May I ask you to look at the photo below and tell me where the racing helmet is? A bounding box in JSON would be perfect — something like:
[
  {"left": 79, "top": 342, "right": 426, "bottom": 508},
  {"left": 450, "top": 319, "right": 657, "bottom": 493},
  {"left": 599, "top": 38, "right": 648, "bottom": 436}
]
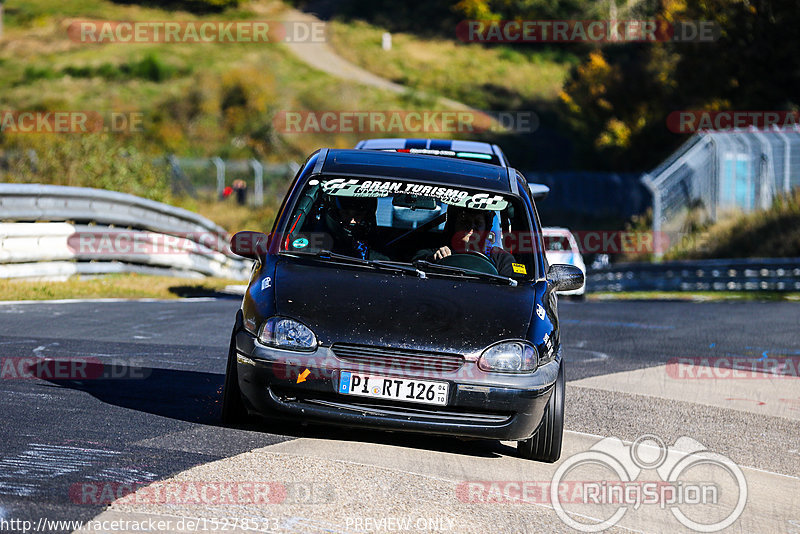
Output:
[{"left": 324, "top": 195, "right": 378, "bottom": 243}]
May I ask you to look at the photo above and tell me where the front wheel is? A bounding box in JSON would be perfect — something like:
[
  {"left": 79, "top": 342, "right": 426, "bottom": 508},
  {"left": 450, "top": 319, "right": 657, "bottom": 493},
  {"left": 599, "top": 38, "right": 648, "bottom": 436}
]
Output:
[
  {"left": 517, "top": 361, "right": 565, "bottom": 462},
  {"left": 221, "top": 326, "right": 248, "bottom": 424}
]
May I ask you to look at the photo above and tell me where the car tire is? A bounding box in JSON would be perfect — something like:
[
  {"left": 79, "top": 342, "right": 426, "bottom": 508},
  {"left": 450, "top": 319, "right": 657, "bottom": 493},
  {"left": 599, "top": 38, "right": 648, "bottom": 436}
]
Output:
[
  {"left": 517, "top": 361, "right": 565, "bottom": 463},
  {"left": 221, "top": 325, "right": 248, "bottom": 425}
]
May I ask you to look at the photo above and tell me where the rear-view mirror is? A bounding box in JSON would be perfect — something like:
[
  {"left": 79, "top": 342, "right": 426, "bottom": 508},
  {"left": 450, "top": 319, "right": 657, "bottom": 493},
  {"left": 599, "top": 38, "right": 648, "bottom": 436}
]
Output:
[{"left": 392, "top": 194, "right": 438, "bottom": 210}]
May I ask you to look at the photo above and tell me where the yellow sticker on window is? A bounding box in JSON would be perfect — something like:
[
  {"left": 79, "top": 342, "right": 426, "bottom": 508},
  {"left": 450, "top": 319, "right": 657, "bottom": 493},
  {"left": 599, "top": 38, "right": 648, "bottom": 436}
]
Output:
[{"left": 512, "top": 263, "right": 527, "bottom": 274}]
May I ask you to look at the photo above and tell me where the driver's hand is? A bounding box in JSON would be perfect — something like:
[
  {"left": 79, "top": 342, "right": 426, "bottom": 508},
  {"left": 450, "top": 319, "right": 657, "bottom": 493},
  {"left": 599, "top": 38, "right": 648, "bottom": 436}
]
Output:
[{"left": 432, "top": 246, "right": 452, "bottom": 260}]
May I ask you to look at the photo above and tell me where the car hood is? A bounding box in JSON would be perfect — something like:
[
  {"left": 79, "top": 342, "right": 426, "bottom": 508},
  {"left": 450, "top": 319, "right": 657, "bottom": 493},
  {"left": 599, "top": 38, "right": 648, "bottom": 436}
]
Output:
[{"left": 274, "top": 259, "right": 534, "bottom": 354}]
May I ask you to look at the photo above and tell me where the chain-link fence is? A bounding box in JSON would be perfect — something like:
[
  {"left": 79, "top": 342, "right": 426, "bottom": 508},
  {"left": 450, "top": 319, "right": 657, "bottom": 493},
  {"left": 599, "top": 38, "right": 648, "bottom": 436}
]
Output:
[
  {"left": 163, "top": 156, "right": 299, "bottom": 206},
  {"left": 642, "top": 127, "right": 800, "bottom": 256}
]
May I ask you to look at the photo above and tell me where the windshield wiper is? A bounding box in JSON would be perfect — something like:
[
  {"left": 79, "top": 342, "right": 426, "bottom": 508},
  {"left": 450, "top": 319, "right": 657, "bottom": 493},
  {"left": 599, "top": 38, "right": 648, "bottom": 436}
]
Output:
[
  {"left": 282, "top": 250, "right": 426, "bottom": 278},
  {"left": 413, "top": 260, "right": 518, "bottom": 286}
]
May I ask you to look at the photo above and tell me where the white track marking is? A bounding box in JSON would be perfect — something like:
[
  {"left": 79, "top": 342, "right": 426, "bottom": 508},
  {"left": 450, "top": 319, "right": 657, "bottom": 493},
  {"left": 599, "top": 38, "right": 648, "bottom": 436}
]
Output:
[
  {"left": 0, "top": 444, "right": 120, "bottom": 497},
  {"left": 570, "top": 364, "right": 800, "bottom": 420},
  {"left": 568, "top": 347, "right": 610, "bottom": 363}
]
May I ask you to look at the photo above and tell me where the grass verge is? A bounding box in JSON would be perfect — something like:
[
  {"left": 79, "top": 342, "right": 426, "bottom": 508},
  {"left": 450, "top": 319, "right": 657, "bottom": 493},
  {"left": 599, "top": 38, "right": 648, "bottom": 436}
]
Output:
[
  {"left": 327, "top": 19, "right": 576, "bottom": 111},
  {"left": 0, "top": 273, "right": 245, "bottom": 301},
  {"left": 665, "top": 189, "right": 800, "bottom": 260}
]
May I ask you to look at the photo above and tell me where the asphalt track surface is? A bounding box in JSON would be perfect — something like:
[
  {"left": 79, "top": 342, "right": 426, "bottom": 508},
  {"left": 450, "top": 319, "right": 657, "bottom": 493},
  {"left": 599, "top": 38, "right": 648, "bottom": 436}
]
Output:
[{"left": 0, "top": 298, "right": 798, "bottom": 533}]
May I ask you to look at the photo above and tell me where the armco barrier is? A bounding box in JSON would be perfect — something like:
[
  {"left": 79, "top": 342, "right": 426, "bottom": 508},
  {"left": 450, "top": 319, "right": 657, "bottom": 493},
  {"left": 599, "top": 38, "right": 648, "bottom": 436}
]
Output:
[
  {"left": 588, "top": 257, "right": 800, "bottom": 292},
  {"left": 0, "top": 184, "right": 252, "bottom": 280}
]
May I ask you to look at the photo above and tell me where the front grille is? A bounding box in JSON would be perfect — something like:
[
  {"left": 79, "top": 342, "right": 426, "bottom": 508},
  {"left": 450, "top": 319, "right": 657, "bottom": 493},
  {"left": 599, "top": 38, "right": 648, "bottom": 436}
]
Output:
[
  {"left": 331, "top": 343, "right": 465, "bottom": 374},
  {"left": 271, "top": 388, "right": 511, "bottom": 425},
  {"left": 303, "top": 398, "right": 510, "bottom": 424}
]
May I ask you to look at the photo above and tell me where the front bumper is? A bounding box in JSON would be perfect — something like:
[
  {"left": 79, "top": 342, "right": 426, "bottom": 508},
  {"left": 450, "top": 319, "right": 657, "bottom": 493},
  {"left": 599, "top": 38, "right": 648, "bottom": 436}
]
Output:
[{"left": 234, "top": 330, "right": 559, "bottom": 441}]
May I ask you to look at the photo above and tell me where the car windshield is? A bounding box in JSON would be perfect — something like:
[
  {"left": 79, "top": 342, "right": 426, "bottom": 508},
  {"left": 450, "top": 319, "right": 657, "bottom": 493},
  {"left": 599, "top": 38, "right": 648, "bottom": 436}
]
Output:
[{"left": 278, "top": 176, "right": 540, "bottom": 280}]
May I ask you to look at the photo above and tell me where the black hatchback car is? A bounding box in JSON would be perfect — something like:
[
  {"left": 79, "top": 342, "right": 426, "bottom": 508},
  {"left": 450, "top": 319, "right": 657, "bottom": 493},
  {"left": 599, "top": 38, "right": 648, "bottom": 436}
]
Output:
[{"left": 223, "top": 148, "right": 583, "bottom": 462}]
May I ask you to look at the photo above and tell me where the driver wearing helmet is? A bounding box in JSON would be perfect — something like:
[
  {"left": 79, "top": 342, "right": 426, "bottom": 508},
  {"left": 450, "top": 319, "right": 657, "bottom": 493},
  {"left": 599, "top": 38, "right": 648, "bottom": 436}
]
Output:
[
  {"left": 324, "top": 195, "right": 389, "bottom": 260},
  {"left": 414, "top": 206, "right": 516, "bottom": 277}
]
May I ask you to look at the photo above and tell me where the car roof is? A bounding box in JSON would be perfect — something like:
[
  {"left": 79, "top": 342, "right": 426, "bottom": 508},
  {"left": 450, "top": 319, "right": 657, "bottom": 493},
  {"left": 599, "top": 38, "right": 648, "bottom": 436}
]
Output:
[
  {"left": 319, "top": 148, "right": 515, "bottom": 193},
  {"left": 354, "top": 138, "right": 508, "bottom": 167}
]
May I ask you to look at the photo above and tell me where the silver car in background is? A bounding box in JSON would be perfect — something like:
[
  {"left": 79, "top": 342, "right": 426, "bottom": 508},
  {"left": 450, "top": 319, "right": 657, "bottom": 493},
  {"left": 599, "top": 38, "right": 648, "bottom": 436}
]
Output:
[{"left": 542, "top": 227, "right": 586, "bottom": 299}]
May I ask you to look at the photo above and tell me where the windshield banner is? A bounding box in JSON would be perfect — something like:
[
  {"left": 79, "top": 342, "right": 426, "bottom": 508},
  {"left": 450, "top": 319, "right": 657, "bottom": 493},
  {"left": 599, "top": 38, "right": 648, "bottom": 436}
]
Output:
[{"left": 317, "top": 178, "right": 508, "bottom": 210}]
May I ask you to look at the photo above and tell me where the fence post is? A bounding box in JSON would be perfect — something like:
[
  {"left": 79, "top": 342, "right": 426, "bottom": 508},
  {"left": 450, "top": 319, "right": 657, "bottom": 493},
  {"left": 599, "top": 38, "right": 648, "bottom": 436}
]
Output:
[
  {"left": 23, "top": 149, "right": 39, "bottom": 174},
  {"left": 641, "top": 172, "right": 662, "bottom": 261},
  {"left": 211, "top": 157, "right": 225, "bottom": 199},
  {"left": 750, "top": 129, "right": 775, "bottom": 209},
  {"left": 250, "top": 159, "right": 263, "bottom": 207},
  {"left": 774, "top": 127, "right": 792, "bottom": 193}
]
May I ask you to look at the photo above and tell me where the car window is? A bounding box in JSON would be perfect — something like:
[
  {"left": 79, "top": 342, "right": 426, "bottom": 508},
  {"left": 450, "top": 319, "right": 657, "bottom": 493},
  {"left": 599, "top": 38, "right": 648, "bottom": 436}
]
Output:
[
  {"left": 544, "top": 235, "right": 570, "bottom": 251},
  {"left": 278, "top": 175, "right": 539, "bottom": 280}
]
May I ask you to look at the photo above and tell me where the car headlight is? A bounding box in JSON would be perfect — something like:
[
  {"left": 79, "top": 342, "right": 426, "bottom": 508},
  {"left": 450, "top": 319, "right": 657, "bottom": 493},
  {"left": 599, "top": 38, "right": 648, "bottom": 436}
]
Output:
[
  {"left": 478, "top": 341, "right": 538, "bottom": 373},
  {"left": 258, "top": 317, "right": 317, "bottom": 351}
]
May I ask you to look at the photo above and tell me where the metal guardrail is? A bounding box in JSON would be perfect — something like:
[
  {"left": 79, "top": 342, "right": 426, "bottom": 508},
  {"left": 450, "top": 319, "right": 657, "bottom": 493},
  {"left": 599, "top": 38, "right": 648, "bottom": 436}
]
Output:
[
  {"left": 588, "top": 257, "right": 800, "bottom": 292},
  {"left": 0, "top": 184, "right": 252, "bottom": 280}
]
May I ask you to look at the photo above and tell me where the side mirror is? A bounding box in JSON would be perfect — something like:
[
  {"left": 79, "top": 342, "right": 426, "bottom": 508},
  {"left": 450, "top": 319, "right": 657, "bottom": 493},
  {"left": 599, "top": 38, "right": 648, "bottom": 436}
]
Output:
[
  {"left": 547, "top": 264, "right": 584, "bottom": 292},
  {"left": 230, "top": 231, "right": 268, "bottom": 260},
  {"left": 528, "top": 183, "right": 550, "bottom": 201}
]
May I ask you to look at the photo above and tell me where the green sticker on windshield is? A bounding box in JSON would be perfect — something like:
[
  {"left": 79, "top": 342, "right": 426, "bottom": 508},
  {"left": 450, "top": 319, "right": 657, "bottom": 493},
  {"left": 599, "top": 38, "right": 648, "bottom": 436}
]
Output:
[{"left": 292, "top": 238, "right": 309, "bottom": 249}]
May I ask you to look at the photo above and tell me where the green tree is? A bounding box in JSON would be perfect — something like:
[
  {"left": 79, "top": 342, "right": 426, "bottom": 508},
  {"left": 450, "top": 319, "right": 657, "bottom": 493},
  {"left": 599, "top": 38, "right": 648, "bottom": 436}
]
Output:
[{"left": 560, "top": 0, "right": 800, "bottom": 170}]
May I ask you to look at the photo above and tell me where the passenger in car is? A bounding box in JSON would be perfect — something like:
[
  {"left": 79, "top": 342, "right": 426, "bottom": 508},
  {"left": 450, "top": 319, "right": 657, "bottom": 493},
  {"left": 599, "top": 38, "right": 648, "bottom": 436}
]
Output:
[
  {"left": 324, "top": 196, "right": 390, "bottom": 260},
  {"left": 413, "top": 206, "right": 517, "bottom": 277}
]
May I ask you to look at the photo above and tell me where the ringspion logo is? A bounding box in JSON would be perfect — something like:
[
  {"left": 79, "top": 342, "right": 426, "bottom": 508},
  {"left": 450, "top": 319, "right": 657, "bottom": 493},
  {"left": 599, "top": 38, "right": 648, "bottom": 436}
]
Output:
[
  {"left": 550, "top": 435, "right": 747, "bottom": 532},
  {"left": 457, "top": 436, "right": 751, "bottom": 532}
]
